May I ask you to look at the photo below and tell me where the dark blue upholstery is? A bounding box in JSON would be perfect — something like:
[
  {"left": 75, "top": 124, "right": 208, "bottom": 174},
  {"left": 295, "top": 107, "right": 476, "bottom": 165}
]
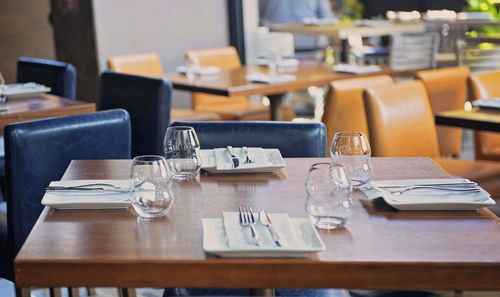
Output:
[
  {"left": 2, "top": 109, "right": 131, "bottom": 281},
  {"left": 17, "top": 57, "right": 77, "bottom": 99},
  {"left": 99, "top": 71, "right": 172, "bottom": 157},
  {"left": 164, "top": 288, "right": 346, "bottom": 297},
  {"left": 171, "top": 121, "right": 327, "bottom": 158}
]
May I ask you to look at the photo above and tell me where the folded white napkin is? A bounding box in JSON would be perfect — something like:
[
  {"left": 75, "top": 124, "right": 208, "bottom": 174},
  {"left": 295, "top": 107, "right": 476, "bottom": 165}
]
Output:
[
  {"left": 175, "top": 65, "right": 221, "bottom": 76},
  {"left": 214, "top": 147, "right": 267, "bottom": 170},
  {"left": 222, "top": 211, "right": 300, "bottom": 249},
  {"left": 332, "top": 64, "right": 381, "bottom": 74},
  {"left": 41, "top": 179, "right": 132, "bottom": 210},
  {"left": 246, "top": 73, "right": 296, "bottom": 83},
  {"left": 360, "top": 179, "right": 495, "bottom": 210}
]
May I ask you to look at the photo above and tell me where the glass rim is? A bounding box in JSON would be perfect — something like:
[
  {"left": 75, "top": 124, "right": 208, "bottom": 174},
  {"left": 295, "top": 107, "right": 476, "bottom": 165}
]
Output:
[
  {"left": 309, "top": 162, "right": 346, "bottom": 171},
  {"left": 167, "top": 126, "right": 195, "bottom": 131},
  {"left": 333, "top": 131, "right": 366, "bottom": 137},
  {"left": 132, "top": 155, "right": 166, "bottom": 163}
]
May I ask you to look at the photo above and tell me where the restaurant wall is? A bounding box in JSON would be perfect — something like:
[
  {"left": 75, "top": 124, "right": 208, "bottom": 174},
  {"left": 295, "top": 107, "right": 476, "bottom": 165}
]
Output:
[{"left": 92, "top": 0, "right": 229, "bottom": 108}]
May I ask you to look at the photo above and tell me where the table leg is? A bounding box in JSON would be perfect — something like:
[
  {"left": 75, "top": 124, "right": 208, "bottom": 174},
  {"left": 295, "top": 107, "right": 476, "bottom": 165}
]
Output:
[
  {"left": 268, "top": 94, "right": 285, "bottom": 121},
  {"left": 250, "top": 288, "right": 275, "bottom": 296}
]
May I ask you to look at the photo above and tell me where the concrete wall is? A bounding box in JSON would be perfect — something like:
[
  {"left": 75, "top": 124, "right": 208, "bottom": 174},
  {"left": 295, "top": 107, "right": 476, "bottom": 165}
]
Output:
[
  {"left": 0, "top": 0, "right": 55, "bottom": 83},
  {"left": 92, "top": 0, "right": 229, "bottom": 108}
]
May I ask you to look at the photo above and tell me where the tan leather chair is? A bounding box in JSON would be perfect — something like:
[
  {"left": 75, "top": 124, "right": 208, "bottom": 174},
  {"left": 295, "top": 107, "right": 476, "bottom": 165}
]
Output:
[
  {"left": 322, "top": 75, "right": 393, "bottom": 152},
  {"left": 107, "top": 53, "right": 221, "bottom": 121},
  {"left": 417, "top": 66, "right": 469, "bottom": 157},
  {"left": 469, "top": 71, "right": 500, "bottom": 161},
  {"left": 364, "top": 80, "right": 500, "bottom": 198},
  {"left": 185, "top": 46, "right": 295, "bottom": 121}
]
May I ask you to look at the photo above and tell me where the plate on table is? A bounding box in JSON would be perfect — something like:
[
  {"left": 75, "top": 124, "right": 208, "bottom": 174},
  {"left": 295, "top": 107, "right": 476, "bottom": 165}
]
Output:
[
  {"left": 3, "top": 83, "right": 51, "bottom": 99},
  {"left": 472, "top": 98, "right": 500, "bottom": 111},
  {"left": 200, "top": 148, "right": 285, "bottom": 173}
]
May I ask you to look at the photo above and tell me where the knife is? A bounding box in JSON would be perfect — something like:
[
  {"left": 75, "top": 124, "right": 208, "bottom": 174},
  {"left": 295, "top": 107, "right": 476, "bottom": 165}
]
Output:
[
  {"left": 259, "top": 210, "right": 282, "bottom": 246},
  {"left": 45, "top": 186, "right": 132, "bottom": 193},
  {"left": 226, "top": 146, "right": 240, "bottom": 168}
]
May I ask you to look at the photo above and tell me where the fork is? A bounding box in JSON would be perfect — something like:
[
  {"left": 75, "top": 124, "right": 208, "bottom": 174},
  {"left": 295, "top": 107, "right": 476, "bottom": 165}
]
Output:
[
  {"left": 239, "top": 206, "right": 261, "bottom": 246},
  {"left": 242, "top": 147, "right": 255, "bottom": 164},
  {"left": 45, "top": 183, "right": 132, "bottom": 192}
]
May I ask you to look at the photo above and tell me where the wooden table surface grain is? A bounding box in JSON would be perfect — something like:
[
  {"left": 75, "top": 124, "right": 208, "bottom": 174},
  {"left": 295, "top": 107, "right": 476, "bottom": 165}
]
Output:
[
  {"left": 0, "top": 94, "right": 96, "bottom": 130},
  {"left": 14, "top": 158, "right": 500, "bottom": 290}
]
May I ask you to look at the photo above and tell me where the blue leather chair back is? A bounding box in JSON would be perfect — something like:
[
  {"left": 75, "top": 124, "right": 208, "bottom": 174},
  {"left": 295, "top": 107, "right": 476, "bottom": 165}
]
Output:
[
  {"left": 171, "top": 121, "right": 327, "bottom": 157},
  {"left": 17, "top": 57, "right": 77, "bottom": 99},
  {"left": 4, "top": 109, "right": 131, "bottom": 277},
  {"left": 99, "top": 71, "right": 172, "bottom": 157}
]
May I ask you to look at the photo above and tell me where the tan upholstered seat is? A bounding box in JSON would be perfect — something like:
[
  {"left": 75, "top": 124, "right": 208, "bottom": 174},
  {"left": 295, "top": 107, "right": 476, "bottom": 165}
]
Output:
[
  {"left": 469, "top": 71, "right": 500, "bottom": 161},
  {"left": 364, "top": 80, "right": 500, "bottom": 198},
  {"left": 185, "top": 46, "right": 295, "bottom": 121},
  {"left": 322, "top": 75, "right": 393, "bottom": 151},
  {"left": 417, "top": 66, "right": 469, "bottom": 157},
  {"left": 107, "top": 53, "right": 221, "bottom": 121}
]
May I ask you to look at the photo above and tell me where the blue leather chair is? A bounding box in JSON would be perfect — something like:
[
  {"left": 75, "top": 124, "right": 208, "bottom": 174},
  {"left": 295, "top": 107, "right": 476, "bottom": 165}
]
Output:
[
  {"left": 17, "top": 57, "right": 77, "bottom": 99},
  {"left": 0, "top": 109, "right": 131, "bottom": 282},
  {"left": 99, "top": 71, "right": 172, "bottom": 157},
  {"left": 170, "top": 121, "right": 327, "bottom": 158}
]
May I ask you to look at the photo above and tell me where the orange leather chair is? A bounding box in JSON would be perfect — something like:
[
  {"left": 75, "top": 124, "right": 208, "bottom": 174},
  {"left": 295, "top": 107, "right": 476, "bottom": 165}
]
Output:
[
  {"left": 185, "top": 46, "right": 295, "bottom": 121},
  {"left": 322, "top": 75, "right": 393, "bottom": 152},
  {"left": 107, "top": 53, "right": 221, "bottom": 121},
  {"left": 364, "top": 80, "right": 500, "bottom": 198},
  {"left": 416, "top": 66, "right": 469, "bottom": 157},
  {"left": 469, "top": 71, "right": 500, "bottom": 161}
]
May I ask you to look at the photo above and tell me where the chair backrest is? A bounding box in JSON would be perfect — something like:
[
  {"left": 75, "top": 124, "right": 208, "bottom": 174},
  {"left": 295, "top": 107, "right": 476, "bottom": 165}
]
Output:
[
  {"left": 322, "top": 75, "right": 393, "bottom": 151},
  {"left": 364, "top": 80, "right": 440, "bottom": 158},
  {"left": 416, "top": 66, "right": 470, "bottom": 157},
  {"left": 389, "top": 33, "right": 439, "bottom": 70},
  {"left": 17, "top": 57, "right": 77, "bottom": 99},
  {"left": 99, "top": 71, "right": 172, "bottom": 157},
  {"left": 456, "top": 37, "right": 500, "bottom": 72},
  {"left": 170, "top": 121, "right": 327, "bottom": 157},
  {"left": 468, "top": 71, "right": 500, "bottom": 161},
  {"left": 107, "top": 53, "right": 164, "bottom": 77},
  {"left": 185, "top": 46, "right": 248, "bottom": 110},
  {"left": 5, "top": 109, "right": 131, "bottom": 270}
]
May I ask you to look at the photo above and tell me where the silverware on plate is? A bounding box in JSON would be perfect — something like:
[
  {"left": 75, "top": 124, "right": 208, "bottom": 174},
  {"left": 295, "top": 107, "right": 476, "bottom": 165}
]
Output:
[
  {"left": 242, "top": 146, "right": 255, "bottom": 164},
  {"left": 259, "top": 209, "right": 282, "bottom": 246},
  {"left": 239, "top": 206, "right": 261, "bottom": 246},
  {"left": 45, "top": 183, "right": 132, "bottom": 192},
  {"left": 226, "top": 146, "right": 240, "bottom": 168}
]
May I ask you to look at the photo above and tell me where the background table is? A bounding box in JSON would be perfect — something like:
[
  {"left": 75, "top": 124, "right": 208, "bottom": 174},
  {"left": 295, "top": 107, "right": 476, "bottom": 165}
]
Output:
[
  {"left": 435, "top": 107, "right": 500, "bottom": 132},
  {"left": 165, "top": 61, "right": 422, "bottom": 120},
  {"left": 0, "top": 94, "right": 96, "bottom": 130},
  {"left": 15, "top": 158, "right": 500, "bottom": 291}
]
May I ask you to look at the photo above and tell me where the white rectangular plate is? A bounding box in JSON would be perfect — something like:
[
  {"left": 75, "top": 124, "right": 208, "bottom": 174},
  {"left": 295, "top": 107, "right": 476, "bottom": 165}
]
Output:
[
  {"left": 203, "top": 218, "right": 325, "bottom": 258},
  {"left": 200, "top": 148, "right": 286, "bottom": 173},
  {"left": 4, "top": 83, "right": 51, "bottom": 99}
]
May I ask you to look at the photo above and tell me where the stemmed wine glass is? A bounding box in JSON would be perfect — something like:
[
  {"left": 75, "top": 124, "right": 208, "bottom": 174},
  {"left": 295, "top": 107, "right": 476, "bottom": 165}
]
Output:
[{"left": 164, "top": 126, "right": 202, "bottom": 180}]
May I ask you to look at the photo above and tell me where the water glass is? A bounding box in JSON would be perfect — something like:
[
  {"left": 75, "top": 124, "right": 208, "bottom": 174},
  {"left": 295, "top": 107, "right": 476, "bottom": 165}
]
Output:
[
  {"left": 330, "top": 131, "right": 373, "bottom": 187},
  {"left": 305, "top": 162, "right": 353, "bottom": 230},
  {"left": 0, "top": 72, "right": 7, "bottom": 106},
  {"left": 130, "top": 155, "right": 174, "bottom": 219},
  {"left": 164, "top": 126, "right": 202, "bottom": 180}
]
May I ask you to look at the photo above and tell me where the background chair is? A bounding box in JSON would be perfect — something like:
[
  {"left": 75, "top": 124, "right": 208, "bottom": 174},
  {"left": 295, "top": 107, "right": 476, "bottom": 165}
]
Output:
[
  {"left": 1, "top": 109, "right": 130, "bottom": 288},
  {"left": 468, "top": 71, "right": 500, "bottom": 162},
  {"left": 389, "top": 33, "right": 439, "bottom": 70},
  {"left": 322, "top": 75, "right": 393, "bottom": 152},
  {"left": 107, "top": 53, "right": 221, "bottom": 121},
  {"left": 185, "top": 46, "right": 295, "bottom": 121},
  {"left": 100, "top": 71, "right": 170, "bottom": 157},
  {"left": 416, "top": 66, "right": 470, "bottom": 157},
  {"left": 364, "top": 80, "right": 500, "bottom": 198},
  {"left": 171, "top": 121, "right": 326, "bottom": 157},
  {"left": 17, "top": 57, "right": 77, "bottom": 99}
]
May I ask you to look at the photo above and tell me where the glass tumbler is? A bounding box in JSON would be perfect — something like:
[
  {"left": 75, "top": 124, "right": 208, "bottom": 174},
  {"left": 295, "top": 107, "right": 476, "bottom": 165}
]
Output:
[
  {"left": 164, "top": 126, "right": 202, "bottom": 180},
  {"left": 330, "top": 131, "right": 373, "bottom": 187},
  {"left": 0, "top": 72, "right": 7, "bottom": 106},
  {"left": 130, "top": 155, "right": 174, "bottom": 219},
  {"left": 305, "top": 162, "right": 353, "bottom": 230}
]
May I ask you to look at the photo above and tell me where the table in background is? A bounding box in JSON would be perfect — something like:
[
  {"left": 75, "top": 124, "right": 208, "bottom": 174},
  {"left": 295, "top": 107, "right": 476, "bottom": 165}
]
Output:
[
  {"left": 164, "top": 61, "right": 423, "bottom": 120},
  {"left": 435, "top": 107, "right": 500, "bottom": 132},
  {"left": 0, "top": 94, "right": 96, "bottom": 130},
  {"left": 15, "top": 157, "right": 500, "bottom": 291}
]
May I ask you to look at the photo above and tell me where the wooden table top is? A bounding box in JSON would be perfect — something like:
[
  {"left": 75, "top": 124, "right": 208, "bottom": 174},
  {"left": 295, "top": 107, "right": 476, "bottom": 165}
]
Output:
[
  {"left": 164, "top": 61, "right": 421, "bottom": 97},
  {"left": 14, "top": 157, "right": 500, "bottom": 290},
  {"left": 435, "top": 107, "right": 500, "bottom": 132},
  {"left": 0, "top": 94, "right": 96, "bottom": 130}
]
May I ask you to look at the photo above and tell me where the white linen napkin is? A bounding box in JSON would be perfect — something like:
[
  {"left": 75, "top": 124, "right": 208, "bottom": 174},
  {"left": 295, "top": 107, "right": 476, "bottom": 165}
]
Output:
[
  {"left": 222, "top": 211, "right": 300, "bottom": 249},
  {"left": 246, "top": 73, "right": 296, "bottom": 83},
  {"left": 214, "top": 147, "right": 268, "bottom": 170},
  {"left": 41, "top": 179, "right": 133, "bottom": 209}
]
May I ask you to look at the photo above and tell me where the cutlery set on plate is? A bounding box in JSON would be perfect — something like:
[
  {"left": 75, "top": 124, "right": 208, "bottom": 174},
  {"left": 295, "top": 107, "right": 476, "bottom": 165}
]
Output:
[
  {"left": 367, "top": 181, "right": 480, "bottom": 196},
  {"left": 227, "top": 146, "right": 255, "bottom": 168},
  {"left": 239, "top": 206, "right": 282, "bottom": 246}
]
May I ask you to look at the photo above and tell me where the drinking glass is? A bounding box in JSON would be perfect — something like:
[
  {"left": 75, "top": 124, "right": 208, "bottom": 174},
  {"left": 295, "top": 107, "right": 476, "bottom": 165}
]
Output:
[
  {"left": 330, "top": 131, "right": 372, "bottom": 187},
  {"left": 184, "top": 55, "right": 200, "bottom": 80},
  {"left": 164, "top": 126, "right": 202, "bottom": 180},
  {"left": 305, "top": 162, "right": 353, "bottom": 230},
  {"left": 0, "top": 72, "right": 7, "bottom": 106},
  {"left": 130, "top": 155, "right": 174, "bottom": 219}
]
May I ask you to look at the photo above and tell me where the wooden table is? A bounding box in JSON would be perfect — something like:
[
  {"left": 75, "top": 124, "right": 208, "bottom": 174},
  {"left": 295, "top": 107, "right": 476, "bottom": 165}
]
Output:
[
  {"left": 0, "top": 94, "right": 96, "bottom": 130},
  {"left": 435, "top": 107, "right": 500, "bottom": 132},
  {"left": 15, "top": 158, "right": 500, "bottom": 291},
  {"left": 165, "top": 61, "right": 421, "bottom": 120}
]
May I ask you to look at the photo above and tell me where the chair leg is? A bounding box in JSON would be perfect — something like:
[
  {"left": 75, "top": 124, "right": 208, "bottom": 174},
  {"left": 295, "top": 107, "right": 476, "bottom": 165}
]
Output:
[
  {"left": 68, "top": 287, "right": 80, "bottom": 297},
  {"left": 15, "top": 287, "right": 30, "bottom": 297},
  {"left": 50, "top": 287, "right": 63, "bottom": 297},
  {"left": 250, "top": 288, "right": 275, "bottom": 297},
  {"left": 119, "top": 288, "right": 137, "bottom": 297}
]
